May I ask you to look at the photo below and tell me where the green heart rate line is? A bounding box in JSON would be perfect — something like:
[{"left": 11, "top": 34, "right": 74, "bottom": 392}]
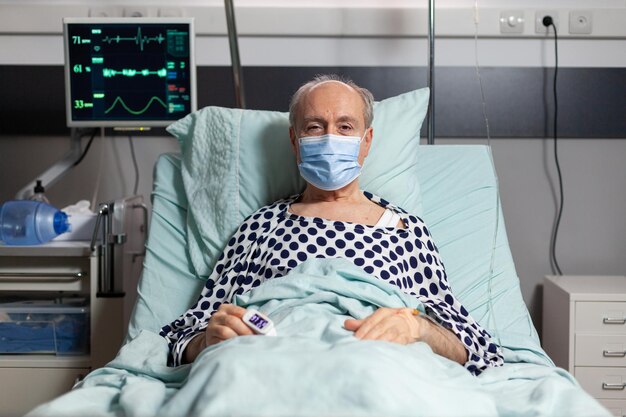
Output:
[
  {"left": 101, "top": 27, "right": 165, "bottom": 51},
  {"left": 103, "top": 67, "right": 167, "bottom": 78},
  {"left": 104, "top": 96, "right": 167, "bottom": 115}
]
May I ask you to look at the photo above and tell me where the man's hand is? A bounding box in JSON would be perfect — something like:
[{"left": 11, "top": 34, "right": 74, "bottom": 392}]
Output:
[
  {"left": 204, "top": 304, "right": 255, "bottom": 345},
  {"left": 344, "top": 307, "right": 468, "bottom": 365},
  {"left": 183, "top": 304, "right": 255, "bottom": 364},
  {"left": 344, "top": 307, "right": 424, "bottom": 344}
]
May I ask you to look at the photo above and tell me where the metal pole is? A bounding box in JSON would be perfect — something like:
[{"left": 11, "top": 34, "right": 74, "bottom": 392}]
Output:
[
  {"left": 427, "top": 0, "right": 435, "bottom": 145},
  {"left": 224, "top": 0, "right": 246, "bottom": 109}
]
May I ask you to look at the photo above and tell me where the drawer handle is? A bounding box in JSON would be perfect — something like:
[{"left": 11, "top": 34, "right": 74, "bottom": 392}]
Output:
[
  {"left": 603, "top": 350, "right": 626, "bottom": 358},
  {"left": 0, "top": 271, "right": 87, "bottom": 282},
  {"left": 603, "top": 317, "right": 626, "bottom": 325},
  {"left": 602, "top": 382, "right": 626, "bottom": 390}
]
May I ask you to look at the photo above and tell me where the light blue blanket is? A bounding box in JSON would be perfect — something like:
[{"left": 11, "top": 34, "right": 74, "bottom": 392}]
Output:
[{"left": 27, "top": 259, "right": 609, "bottom": 417}]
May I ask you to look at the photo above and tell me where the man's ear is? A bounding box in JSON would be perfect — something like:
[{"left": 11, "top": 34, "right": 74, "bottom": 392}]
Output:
[{"left": 289, "top": 127, "right": 299, "bottom": 160}]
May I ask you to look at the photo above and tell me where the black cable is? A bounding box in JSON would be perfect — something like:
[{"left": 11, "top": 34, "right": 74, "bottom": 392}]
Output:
[
  {"left": 73, "top": 128, "right": 98, "bottom": 167},
  {"left": 543, "top": 17, "right": 564, "bottom": 276},
  {"left": 128, "top": 135, "right": 140, "bottom": 196}
]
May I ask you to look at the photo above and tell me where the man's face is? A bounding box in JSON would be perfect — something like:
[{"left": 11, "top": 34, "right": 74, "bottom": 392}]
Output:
[{"left": 290, "top": 81, "right": 373, "bottom": 165}]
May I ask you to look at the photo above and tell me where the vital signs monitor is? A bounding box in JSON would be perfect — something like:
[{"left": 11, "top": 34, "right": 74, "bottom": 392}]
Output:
[{"left": 63, "top": 18, "right": 196, "bottom": 128}]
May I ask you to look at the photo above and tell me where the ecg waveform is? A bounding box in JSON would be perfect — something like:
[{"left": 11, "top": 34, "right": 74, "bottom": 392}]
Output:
[
  {"left": 101, "top": 27, "right": 165, "bottom": 51},
  {"left": 102, "top": 68, "right": 167, "bottom": 78},
  {"left": 105, "top": 96, "right": 167, "bottom": 115}
]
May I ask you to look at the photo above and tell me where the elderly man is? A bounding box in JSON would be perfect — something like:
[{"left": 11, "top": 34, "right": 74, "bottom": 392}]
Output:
[{"left": 161, "top": 74, "right": 503, "bottom": 375}]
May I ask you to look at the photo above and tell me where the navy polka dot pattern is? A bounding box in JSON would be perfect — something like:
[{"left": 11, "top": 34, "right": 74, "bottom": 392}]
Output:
[{"left": 160, "top": 192, "right": 503, "bottom": 374}]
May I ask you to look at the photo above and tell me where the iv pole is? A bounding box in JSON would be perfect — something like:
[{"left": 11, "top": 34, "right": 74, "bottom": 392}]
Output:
[
  {"left": 224, "top": 0, "right": 246, "bottom": 109},
  {"left": 427, "top": 0, "right": 435, "bottom": 145}
]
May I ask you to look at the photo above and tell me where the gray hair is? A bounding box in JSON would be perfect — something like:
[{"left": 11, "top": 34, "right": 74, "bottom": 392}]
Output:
[{"left": 288, "top": 74, "right": 375, "bottom": 131}]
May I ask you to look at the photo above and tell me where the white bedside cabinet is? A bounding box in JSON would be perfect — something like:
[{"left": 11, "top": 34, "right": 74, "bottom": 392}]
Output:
[
  {"left": 0, "top": 242, "right": 125, "bottom": 417},
  {"left": 543, "top": 275, "right": 626, "bottom": 416}
]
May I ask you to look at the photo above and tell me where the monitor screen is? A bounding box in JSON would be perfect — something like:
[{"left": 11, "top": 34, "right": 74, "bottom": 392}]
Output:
[{"left": 63, "top": 18, "right": 196, "bottom": 128}]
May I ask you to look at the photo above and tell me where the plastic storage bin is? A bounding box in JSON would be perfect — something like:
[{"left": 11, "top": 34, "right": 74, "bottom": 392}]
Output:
[{"left": 0, "top": 298, "right": 89, "bottom": 355}]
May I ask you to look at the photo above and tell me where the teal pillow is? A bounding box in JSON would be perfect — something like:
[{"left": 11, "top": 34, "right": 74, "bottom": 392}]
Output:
[{"left": 167, "top": 88, "right": 429, "bottom": 278}]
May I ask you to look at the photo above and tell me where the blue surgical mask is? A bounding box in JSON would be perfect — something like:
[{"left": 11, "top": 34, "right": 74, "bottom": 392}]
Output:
[{"left": 297, "top": 133, "right": 363, "bottom": 191}]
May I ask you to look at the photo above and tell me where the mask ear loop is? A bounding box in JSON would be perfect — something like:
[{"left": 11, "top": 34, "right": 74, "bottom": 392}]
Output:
[
  {"left": 358, "top": 128, "right": 370, "bottom": 145},
  {"left": 357, "top": 129, "right": 370, "bottom": 169}
]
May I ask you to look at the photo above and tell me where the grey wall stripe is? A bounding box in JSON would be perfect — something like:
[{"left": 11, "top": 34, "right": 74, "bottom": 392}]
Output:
[{"left": 1, "top": 66, "right": 624, "bottom": 137}]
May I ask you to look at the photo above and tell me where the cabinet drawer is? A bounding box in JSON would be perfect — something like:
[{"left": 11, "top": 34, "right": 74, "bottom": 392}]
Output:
[
  {"left": 577, "top": 335, "right": 626, "bottom": 366},
  {"left": 0, "top": 367, "right": 89, "bottom": 417},
  {"left": 576, "top": 367, "right": 626, "bottom": 399},
  {"left": 598, "top": 399, "right": 626, "bottom": 417},
  {"left": 577, "top": 302, "right": 626, "bottom": 333}
]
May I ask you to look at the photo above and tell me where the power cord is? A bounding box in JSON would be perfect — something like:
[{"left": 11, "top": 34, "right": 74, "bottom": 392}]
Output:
[
  {"left": 76, "top": 130, "right": 141, "bottom": 202},
  {"left": 73, "top": 128, "right": 98, "bottom": 167},
  {"left": 543, "top": 16, "right": 564, "bottom": 276}
]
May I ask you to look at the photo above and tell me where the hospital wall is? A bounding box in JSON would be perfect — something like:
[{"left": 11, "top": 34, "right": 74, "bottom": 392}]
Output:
[{"left": 1, "top": 0, "right": 626, "bottom": 336}]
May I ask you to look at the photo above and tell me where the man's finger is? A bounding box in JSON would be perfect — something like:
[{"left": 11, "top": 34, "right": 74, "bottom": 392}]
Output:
[
  {"left": 353, "top": 308, "right": 395, "bottom": 339},
  {"left": 223, "top": 315, "right": 255, "bottom": 336},
  {"left": 209, "top": 324, "right": 238, "bottom": 341},
  {"left": 358, "top": 322, "right": 390, "bottom": 341},
  {"left": 217, "top": 304, "right": 248, "bottom": 318},
  {"left": 344, "top": 319, "right": 363, "bottom": 331},
  {"left": 376, "top": 327, "right": 403, "bottom": 344}
]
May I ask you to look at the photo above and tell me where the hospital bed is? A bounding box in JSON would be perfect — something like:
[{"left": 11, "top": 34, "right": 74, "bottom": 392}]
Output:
[{"left": 26, "top": 89, "right": 610, "bottom": 417}]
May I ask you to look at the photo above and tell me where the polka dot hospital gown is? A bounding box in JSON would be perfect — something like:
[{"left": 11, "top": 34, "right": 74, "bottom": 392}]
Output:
[{"left": 161, "top": 192, "right": 504, "bottom": 375}]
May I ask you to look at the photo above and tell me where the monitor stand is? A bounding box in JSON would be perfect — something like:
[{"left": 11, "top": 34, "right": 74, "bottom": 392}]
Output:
[{"left": 15, "top": 128, "right": 87, "bottom": 200}]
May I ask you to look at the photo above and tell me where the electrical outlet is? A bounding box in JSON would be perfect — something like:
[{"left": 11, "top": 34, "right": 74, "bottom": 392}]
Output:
[
  {"left": 535, "top": 11, "right": 559, "bottom": 34},
  {"left": 569, "top": 10, "right": 593, "bottom": 35},
  {"left": 123, "top": 7, "right": 150, "bottom": 18},
  {"left": 89, "top": 7, "right": 123, "bottom": 17}
]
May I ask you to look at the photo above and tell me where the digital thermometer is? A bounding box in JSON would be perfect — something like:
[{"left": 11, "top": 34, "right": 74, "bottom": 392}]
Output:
[{"left": 242, "top": 309, "right": 276, "bottom": 336}]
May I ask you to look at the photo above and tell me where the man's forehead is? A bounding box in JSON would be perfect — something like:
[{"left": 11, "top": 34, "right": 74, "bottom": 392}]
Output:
[
  {"left": 303, "top": 81, "right": 362, "bottom": 109},
  {"left": 308, "top": 80, "right": 357, "bottom": 95},
  {"left": 296, "top": 80, "right": 365, "bottom": 125}
]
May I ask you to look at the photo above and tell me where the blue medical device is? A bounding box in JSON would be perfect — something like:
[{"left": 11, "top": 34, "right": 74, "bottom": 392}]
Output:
[{"left": 63, "top": 18, "right": 197, "bottom": 128}]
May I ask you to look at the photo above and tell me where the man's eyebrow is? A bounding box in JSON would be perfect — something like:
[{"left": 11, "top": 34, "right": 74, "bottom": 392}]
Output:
[
  {"left": 302, "top": 116, "right": 326, "bottom": 124},
  {"left": 336, "top": 115, "right": 359, "bottom": 124},
  {"left": 302, "top": 115, "right": 359, "bottom": 124}
]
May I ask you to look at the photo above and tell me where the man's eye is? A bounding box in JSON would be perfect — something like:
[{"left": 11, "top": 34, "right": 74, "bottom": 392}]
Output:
[{"left": 339, "top": 125, "right": 353, "bottom": 131}]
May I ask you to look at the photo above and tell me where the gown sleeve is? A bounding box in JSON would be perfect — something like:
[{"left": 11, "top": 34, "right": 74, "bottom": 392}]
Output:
[
  {"left": 410, "top": 217, "right": 504, "bottom": 375},
  {"left": 159, "top": 216, "right": 255, "bottom": 366}
]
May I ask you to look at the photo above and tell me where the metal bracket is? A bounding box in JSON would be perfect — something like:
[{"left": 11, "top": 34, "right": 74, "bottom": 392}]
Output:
[
  {"left": 109, "top": 234, "right": 127, "bottom": 245},
  {"left": 130, "top": 203, "right": 148, "bottom": 263}
]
